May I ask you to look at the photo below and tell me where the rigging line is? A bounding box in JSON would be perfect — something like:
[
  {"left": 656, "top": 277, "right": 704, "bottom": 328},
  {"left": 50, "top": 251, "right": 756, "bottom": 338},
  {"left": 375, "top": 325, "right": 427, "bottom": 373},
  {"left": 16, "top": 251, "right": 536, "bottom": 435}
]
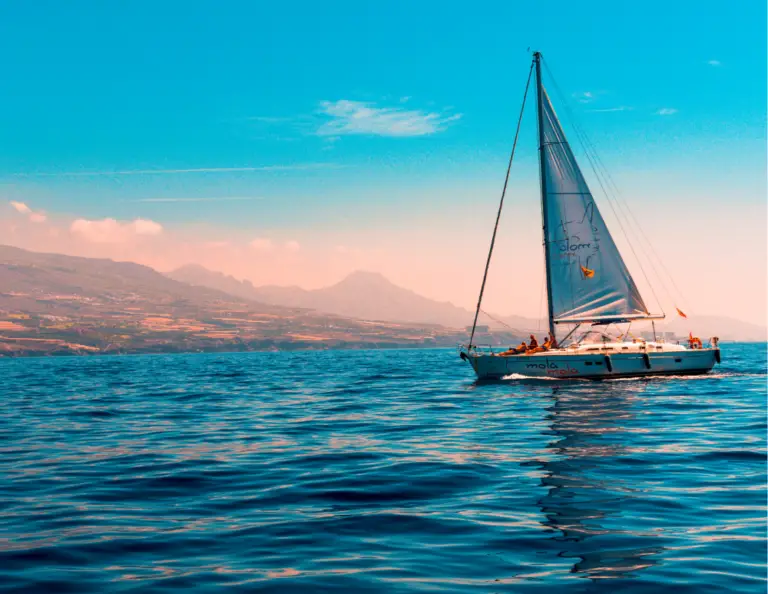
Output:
[
  {"left": 478, "top": 308, "right": 527, "bottom": 335},
  {"left": 548, "top": 92, "right": 688, "bottom": 309},
  {"left": 568, "top": 122, "right": 681, "bottom": 313},
  {"left": 539, "top": 60, "right": 683, "bottom": 312},
  {"left": 568, "top": 131, "right": 692, "bottom": 310},
  {"left": 468, "top": 60, "right": 534, "bottom": 349},
  {"left": 541, "top": 59, "right": 666, "bottom": 316},
  {"left": 569, "top": 121, "right": 670, "bottom": 314}
]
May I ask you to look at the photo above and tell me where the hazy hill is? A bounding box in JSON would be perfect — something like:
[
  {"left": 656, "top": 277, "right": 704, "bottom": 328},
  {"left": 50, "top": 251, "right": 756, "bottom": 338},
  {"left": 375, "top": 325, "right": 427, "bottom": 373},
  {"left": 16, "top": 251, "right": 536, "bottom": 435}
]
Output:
[
  {"left": 0, "top": 246, "right": 523, "bottom": 356},
  {"left": 0, "top": 245, "right": 282, "bottom": 315},
  {"left": 168, "top": 265, "right": 540, "bottom": 331},
  {"left": 658, "top": 315, "right": 766, "bottom": 343},
  {"left": 168, "top": 264, "right": 767, "bottom": 341},
  {"left": 168, "top": 264, "right": 264, "bottom": 302}
]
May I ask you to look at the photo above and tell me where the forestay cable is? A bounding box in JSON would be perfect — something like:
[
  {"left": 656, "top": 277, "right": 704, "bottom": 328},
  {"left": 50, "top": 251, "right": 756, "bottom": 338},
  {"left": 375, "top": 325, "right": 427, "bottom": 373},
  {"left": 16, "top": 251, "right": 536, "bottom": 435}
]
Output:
[{"left": 468, "top": 61, "right": 534, "bottom": 349}]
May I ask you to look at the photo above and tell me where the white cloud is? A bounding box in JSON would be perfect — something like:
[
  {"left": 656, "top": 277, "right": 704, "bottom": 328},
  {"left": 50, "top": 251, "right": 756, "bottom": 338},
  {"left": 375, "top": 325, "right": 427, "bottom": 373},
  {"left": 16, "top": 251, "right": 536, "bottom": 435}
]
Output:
[
  {"left": 707, "top": 60, "right": 721, "bottom": 67},
  {"left": 285, "top": 240, "right": 301, "bottom": 253},
  {"left": 9, "top": 201, "right": 46, "bottom": 223},
  {"left": 250, "top": 237, "right": 274, "bottom": 252},
  {"left": 316, "top": 100, "right": 461, "bottom": 137},
  {"left": 70, "top": 218, "right": 163, "bottom": 243},
  {"left": 10, "top": 201, "right": 31, "bottom": 214},
  {"left": 656, "top": 108, "right": 678, "bottom": 116}
]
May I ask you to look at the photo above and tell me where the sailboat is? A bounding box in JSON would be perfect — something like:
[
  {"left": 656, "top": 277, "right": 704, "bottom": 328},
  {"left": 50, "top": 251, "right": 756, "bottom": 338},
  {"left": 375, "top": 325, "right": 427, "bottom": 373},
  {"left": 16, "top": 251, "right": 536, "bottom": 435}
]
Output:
[{"left": 460, "top": 52, "right": 721, "bottom": 380}]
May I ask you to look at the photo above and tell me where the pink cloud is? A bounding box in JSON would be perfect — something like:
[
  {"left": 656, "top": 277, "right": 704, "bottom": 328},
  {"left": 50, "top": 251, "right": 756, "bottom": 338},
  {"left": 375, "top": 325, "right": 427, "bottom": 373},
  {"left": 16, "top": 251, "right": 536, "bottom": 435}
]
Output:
[
  {"left": 9, "top": 201, "right": 46, "bottom": 223},
  {"left": 70, "top": 218, "right": 163, "bottom": 243},
  {"left": 10, "top": 201, "right": 32, "bottom": 214}
]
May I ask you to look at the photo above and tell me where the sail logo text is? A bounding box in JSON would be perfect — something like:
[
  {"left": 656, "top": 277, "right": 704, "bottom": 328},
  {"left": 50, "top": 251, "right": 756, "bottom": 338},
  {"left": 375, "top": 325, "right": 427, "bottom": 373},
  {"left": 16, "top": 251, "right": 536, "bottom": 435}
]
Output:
[{"left": 556, "top": 235, "right": 599, "bottom": 256}]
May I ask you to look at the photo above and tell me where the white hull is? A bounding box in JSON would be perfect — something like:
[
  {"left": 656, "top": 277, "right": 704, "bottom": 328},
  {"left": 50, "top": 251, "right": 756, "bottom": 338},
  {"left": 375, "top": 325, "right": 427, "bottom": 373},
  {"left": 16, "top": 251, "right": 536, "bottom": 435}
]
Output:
[{"left": 461, "top": 342, "right": 719, "bottom": 380}]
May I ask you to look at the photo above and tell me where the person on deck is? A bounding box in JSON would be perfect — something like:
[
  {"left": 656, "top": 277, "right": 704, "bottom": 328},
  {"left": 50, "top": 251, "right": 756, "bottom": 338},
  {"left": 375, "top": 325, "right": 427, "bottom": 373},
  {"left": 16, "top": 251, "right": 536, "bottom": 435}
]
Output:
[
  {"left": 548, "top": 333, "right": 558, "bottom": 349},
  {"left": 499, "top": 341, "right": 527, "bottom": 356},
  {"left": 527, "top": 335, "right": 539, "bottom": 351}
]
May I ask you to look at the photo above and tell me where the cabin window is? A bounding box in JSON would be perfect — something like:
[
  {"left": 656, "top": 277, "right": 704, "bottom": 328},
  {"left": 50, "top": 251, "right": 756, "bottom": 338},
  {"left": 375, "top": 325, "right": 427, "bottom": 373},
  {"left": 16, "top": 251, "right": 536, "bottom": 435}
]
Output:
[
  {"left": 622, "top": 347, "right": 629, "bottom": 350},
  {"left": 595, "top": 361, "right": 603, "bottom": 365},
  {"left": 585, "top": 361, "right": 593, "bottom": 366},
  {"left": 675, "top": 358, "right": 682, "bottom": 363}
]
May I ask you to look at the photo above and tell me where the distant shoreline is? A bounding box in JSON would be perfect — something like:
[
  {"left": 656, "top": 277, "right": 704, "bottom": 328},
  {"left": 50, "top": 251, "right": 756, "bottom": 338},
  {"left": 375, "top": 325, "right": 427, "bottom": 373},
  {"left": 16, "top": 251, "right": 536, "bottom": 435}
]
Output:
[{"left": 1, "top": 340, "right": 763, "bottom": 360}]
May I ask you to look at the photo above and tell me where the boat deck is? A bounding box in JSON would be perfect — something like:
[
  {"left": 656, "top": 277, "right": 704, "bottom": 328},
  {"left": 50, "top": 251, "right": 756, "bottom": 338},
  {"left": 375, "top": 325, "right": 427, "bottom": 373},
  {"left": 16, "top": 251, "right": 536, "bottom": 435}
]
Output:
[{"left": 497, "top": 341, "right": 688, "bottom": 358}]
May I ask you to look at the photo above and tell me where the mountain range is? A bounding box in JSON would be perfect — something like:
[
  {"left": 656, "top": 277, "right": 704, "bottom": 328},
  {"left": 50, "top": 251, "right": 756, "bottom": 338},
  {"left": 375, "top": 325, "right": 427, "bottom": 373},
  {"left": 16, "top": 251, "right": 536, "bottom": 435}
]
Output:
[
  {"left": 167, "top": 264, "right": 766, "bottom": 342},
  {"left": 0, "top": 244, "right": 762, "bottom": 358},
  {"left": 0, "top": 245, "right": 281, "bottom": 315},
  {"left": 167, "top": 264, "right": 541, "bottom": 332},
  {"left": 0, "top": 245, "right": 520, "bottom": 356}
]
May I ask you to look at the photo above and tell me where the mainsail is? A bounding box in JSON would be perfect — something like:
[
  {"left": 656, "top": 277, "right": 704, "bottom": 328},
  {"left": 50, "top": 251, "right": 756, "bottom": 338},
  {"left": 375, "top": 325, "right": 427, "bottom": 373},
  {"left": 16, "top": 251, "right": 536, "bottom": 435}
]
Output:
[{"left": 538, "top": 85, "right": 649, "bottom": 324}]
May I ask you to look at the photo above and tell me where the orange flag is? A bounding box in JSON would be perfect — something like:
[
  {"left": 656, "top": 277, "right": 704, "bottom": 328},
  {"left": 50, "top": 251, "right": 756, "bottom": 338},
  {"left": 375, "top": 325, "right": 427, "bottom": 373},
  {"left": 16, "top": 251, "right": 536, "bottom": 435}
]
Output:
[
  {"left": 581, "top": 266, "right": 595, "bottom": 279},
  {"left": 676, "top": 307, "right": 688, "bottom": 319}
]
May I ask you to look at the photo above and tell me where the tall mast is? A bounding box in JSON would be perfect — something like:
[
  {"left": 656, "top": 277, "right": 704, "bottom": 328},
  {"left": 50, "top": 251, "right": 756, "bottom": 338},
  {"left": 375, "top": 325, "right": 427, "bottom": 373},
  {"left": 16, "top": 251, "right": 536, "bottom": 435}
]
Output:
[{"left": 534, "top": 51, "right": 557, "bottom": 341}]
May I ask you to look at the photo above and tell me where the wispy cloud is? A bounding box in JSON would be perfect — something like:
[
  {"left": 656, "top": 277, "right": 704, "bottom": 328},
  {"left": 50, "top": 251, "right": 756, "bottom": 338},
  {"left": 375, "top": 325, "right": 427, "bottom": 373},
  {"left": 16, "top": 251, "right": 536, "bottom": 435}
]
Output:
[
  {"left": 656, "top": 108, "right": 678, "bottom": 116},
  {"left": 132, "top": 196, "right": 264, "bottom": 203},
  {"left": 588, "top": 106, "right": 633, "bottom": 113},
  {"left": 249, "top": 237, "right": 300, "bottom": 253},
  {"left": 707, "top": 60, "right": 721, "bottom": 67},
  {"left": 249, "top": 238, "right": 274, "bottom": 252},
  {"left": 316, "top": 100, "right": 461, "bottom": 137},
  {"left": 9, "top": 164, "right": 342, "bottom": 177},
  {"left": 573, "top": 91, "right": 594, "bottom": 103},
  {"left": 245, "top": 116, "right": 294, "bottom": 123}
]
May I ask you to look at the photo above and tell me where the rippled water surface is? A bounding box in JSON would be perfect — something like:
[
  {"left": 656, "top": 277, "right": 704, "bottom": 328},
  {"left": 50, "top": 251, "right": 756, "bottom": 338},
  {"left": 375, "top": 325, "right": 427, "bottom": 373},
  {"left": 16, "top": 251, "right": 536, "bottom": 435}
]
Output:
[{"left": 1, "top": 344, "right": 766, "bottom": 593}]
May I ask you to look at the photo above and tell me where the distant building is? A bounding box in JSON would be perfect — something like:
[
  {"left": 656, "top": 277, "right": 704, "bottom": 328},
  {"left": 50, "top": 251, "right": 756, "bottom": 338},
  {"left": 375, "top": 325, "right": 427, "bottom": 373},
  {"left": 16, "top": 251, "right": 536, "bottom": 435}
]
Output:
[{"left": 466, "top": 325, "right": 490, "bottom": 333}]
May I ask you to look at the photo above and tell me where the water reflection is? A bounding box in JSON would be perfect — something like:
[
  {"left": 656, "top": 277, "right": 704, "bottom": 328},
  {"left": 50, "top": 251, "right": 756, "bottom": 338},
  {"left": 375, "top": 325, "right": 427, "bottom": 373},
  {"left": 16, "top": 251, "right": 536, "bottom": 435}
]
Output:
[{"left": 537, "top": 385, "right": 664, "bottom": 580}]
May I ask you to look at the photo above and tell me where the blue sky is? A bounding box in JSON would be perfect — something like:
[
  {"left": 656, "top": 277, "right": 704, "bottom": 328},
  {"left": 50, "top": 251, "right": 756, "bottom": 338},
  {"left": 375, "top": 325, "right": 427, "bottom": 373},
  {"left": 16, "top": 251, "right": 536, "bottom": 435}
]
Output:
[{"left": 0, "top": 1, "right": 765, "bottom": 322}]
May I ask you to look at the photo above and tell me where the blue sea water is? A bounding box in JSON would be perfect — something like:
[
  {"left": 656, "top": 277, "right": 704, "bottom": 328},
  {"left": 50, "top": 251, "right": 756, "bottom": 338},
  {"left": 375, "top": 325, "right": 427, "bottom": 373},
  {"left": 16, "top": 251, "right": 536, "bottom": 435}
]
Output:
[{"left": 0, "top": 344, "right": 765, "bottom": 593}]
